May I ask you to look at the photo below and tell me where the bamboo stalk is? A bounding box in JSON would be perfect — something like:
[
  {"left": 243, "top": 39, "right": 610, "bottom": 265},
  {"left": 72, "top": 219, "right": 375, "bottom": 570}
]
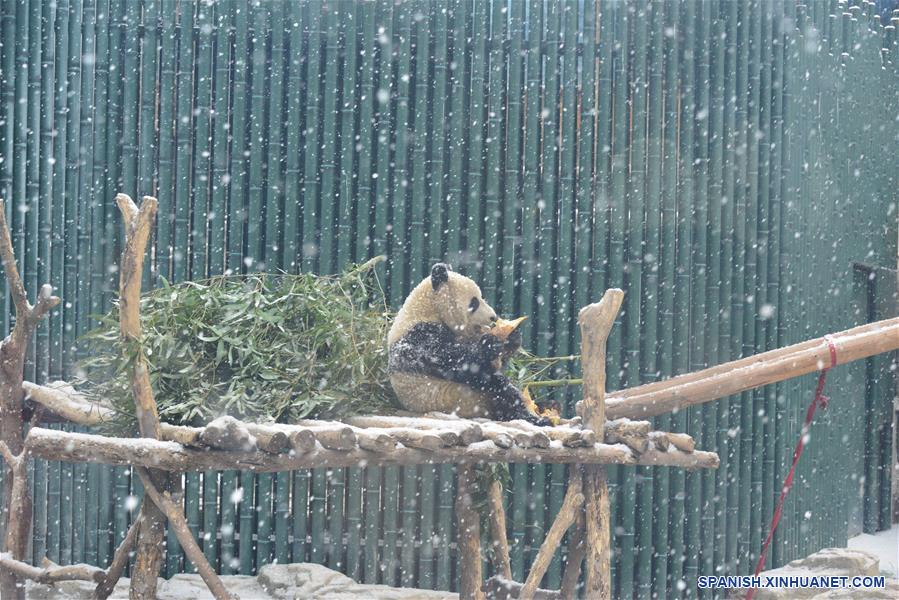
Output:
[{"left": 606, "top": 316, "right": 899, "bottom": 420}]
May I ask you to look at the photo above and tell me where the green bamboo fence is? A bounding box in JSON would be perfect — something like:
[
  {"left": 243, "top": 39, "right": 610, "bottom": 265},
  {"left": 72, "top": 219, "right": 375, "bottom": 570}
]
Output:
[{"left": 0, "top": 1, "right": 895, "bottom": 597}]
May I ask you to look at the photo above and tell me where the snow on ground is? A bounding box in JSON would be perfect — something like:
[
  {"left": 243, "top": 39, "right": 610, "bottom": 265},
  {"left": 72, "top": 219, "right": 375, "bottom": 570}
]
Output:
[
  {"left": 26, "top": 563, "right": 459, "bottom": 600},
  {"left": 848, "top": 524, "right": 899, "bottom": 577},
  {"left": 26, "top": 562, "right": 458, "bottom": 600}
]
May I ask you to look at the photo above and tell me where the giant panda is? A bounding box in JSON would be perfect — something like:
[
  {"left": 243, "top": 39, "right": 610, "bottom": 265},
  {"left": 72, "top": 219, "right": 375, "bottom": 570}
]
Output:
[{"left": 387, "top": 263, "right": 550, "bottom": 426}]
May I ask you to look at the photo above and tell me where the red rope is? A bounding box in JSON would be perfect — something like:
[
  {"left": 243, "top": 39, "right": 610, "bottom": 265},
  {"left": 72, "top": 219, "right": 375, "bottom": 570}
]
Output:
[{"left": 746, "top": 336, "right": 838, "bottom": 600}]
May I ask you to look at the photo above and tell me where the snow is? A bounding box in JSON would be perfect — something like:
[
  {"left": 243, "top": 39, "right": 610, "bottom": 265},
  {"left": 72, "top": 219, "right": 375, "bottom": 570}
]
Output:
[{"left": 848, "top": 524, "right": 899, "bottom": 577}]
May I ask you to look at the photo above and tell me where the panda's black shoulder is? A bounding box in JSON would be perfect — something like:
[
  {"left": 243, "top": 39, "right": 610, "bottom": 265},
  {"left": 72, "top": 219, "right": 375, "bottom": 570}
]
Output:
[{"left": 394, "top": 322, "right": 454, "bottom": 347}]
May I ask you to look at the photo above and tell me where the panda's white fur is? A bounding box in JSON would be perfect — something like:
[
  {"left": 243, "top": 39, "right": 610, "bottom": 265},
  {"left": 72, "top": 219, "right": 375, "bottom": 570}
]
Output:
[
  {"left": 387, "top": 263, "right": 548, "bottom": 424},
  {"left": 388, "top": 266, "right": 497, "bottom": 345}
]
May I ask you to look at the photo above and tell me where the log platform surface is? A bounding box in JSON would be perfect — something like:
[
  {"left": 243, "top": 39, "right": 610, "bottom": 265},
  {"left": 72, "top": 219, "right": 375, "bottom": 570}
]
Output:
[{"left": 22, "top": 383, "right": 719, "bottom": 471}]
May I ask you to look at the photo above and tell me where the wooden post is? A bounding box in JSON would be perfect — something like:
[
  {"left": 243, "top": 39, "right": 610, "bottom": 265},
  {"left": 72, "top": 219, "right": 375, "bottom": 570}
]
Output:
[
  {"left": 93, "top": 509, "right": 142, "bottom": 600},
  {"left": 519, "top": 476, "right": 584, "bottom": 600},
  {"left": 578, "top": 289, "right": 624, "bottom": 600},
  {"left": 134, "top": 468, "right": 236, "bottom": 600},
  {"left": 558, "top": 501, "right": 586, "bottom": 598},
  {"left": 487, "top": 480, "right": 512, "bottom": 580},
  {"left": 114, "top": 194, "right": 170, "bottom": 600},
  {"left": 456, "top": 464, "right": 484, "bottom": 600},
  {"left": 0, "top": 199, "right": 60, "bottom": 600}
]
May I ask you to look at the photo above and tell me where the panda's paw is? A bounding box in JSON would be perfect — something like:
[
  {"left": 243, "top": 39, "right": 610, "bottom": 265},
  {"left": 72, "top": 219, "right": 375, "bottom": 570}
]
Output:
[
  {"left": 502, "top": 329, "right": 522, "bottom": 355},
  {"left": 478, "top": 332, "right": 504, "bottom": 361},
  {"left": 527, "top": 414, "right": 552, "bottom": 427}
]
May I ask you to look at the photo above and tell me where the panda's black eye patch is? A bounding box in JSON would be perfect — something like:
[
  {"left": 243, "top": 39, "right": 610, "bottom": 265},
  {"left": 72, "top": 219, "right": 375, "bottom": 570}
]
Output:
[{"left": 468, "top": 298, "right": 480, "bottom": 313}]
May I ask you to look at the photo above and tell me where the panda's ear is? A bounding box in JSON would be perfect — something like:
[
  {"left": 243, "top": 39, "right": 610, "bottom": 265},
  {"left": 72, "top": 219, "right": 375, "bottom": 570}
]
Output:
[{"left": 430, "top": 263, "right": 451, "bottom": 291}]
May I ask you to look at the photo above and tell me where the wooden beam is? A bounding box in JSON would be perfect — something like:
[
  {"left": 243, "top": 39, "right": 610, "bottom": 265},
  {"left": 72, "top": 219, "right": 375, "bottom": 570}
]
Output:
[
  {"left": 578, "top": 289, "right": 623, "bottom": 600},
  {"left": 21, "top": 427, "right": 720, "bottom": 471},
  {"left": 22, "top": 381, "right": 115, "bottom": 425},
  {"left": 606, "top": 316, "right": 899, "bottom": 420}
]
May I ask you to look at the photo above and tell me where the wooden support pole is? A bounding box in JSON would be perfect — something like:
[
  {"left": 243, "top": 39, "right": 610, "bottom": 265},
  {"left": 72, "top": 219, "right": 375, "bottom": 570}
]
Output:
[
  {"left": 456, "top": 464, "right": 484, "bottom": 600},
  {"left": 519, "top": 476, "right": 585, "bottom": 600},
  {"left": 578, "top": 289, "right": 624, "bottom": 600},
  {"left": 135, "top": 468, "right": 236, "bottom": 600},
  {"left": 116, "top": 194, "right": 160, "bottom": 440},
  {"left": 0, "top": 199, "right": 60, "bottom": 600},
  {"left": 559, "top": 502, "right": 587, "bottom": 598},
  {"left": 0, "top": 442, "right": 30, "bottom": 600},
  {"left": 115, "top": 194, "right": 170, "bottom": 600},
  {"left": 487, "top": 479, "right": 512, "bottom": 580}
]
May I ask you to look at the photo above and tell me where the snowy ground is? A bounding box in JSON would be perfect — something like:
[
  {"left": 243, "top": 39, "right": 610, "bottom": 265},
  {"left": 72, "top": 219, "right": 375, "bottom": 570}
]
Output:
[
  {"left": 26, "top": 562, "right": 458, "bottom": 600},
  {"left": 848, "top": 524, "right": 899, "bottom": 577}
]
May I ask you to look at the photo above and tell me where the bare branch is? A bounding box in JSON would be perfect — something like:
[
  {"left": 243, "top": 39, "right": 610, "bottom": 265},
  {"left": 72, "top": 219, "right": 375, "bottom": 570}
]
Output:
[
  {"left": 32, "top": 284, "right": 60, "bottom": 321},
  {"left": 0, "top": 200, "right": 29, "bottom": 318},
  {"left": 0, "top": 553, "right": 105, "bottom": 585},
  {"left": 93, "top": 509, "right": 142, "bottom": 600}
]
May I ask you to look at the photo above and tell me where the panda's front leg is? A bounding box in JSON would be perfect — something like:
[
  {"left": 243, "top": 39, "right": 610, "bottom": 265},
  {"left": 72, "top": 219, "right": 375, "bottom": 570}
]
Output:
[{"left": 486, "top": 375, "right": 551, "bottom": 427}]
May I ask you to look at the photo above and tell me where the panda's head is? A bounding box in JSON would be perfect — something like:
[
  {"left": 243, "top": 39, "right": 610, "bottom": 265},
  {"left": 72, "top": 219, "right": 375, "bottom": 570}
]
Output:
[{"left": 428, "top": 263, "right": 497, "bottom": 338}]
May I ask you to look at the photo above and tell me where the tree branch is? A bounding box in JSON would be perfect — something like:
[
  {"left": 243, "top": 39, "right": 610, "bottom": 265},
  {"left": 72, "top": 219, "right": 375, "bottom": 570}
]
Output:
[
  {"left": 0, "top": 553, "right": 105, "bottom": 585},
  {"left": 93, "top": 508, "right": 142, "bottom": 600},
  {"left": 0, "top": 200, "right": 29, "bottom": 319},
  {"left": 0, "top": 201, "right": 60, "bottom": 356}
]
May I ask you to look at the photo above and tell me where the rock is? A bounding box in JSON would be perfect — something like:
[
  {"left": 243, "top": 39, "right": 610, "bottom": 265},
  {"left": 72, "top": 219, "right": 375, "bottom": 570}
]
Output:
[
  {"left": 258, "top": 562, "right": 357, "bottom": 597},
  {"left": 256, "top": 563, "right": 455, "bottom": 599},
  {"left": 817, "top": 578, "right": 899, "bottom": 599},
  {"left": 158, "top": 574, "right": 267, "bottom": 599},
  {"left": 732, "top": 548, "right": 881, "bottom": 599},
  {"left": 26, "top": 580, "right": 101, "bottom": 599}
]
